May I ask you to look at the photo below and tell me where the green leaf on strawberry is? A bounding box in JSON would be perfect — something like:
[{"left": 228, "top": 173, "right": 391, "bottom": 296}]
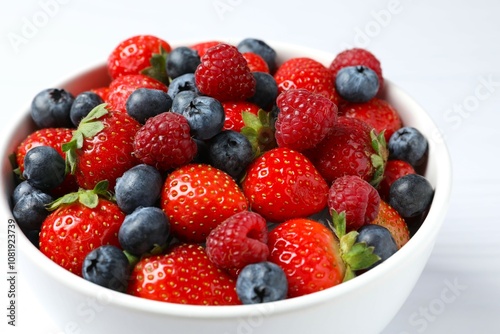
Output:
[
  {"left": 240, "top": 109, "right": 276, "bottom": 156},
  {"left": 370, "top": 129, "right": 389, "bottom": 188},
  {"left": 46, "top": 180, "right": 112, "bottom": 211},
  {"left": 141, "top": 46, "right": 169, "bottom": 85}
]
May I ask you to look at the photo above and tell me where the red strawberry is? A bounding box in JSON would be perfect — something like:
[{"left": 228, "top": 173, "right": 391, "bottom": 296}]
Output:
[
  {"left": 128, "top": 243, "right": 240, "bottom": 305},
  {"left": 189, "top": 40, "right": 222, "bottom": 57},
  {"left": 63, "top": 104, "right": 141, "bottom": 190},
  {"left": 91, "top": 87, "right": 110, "bottom": 102},
  {"left": 205, "top": 211, "right": 269, "bottom": 272},
  {"left": 378, "top": 160, "right": 416, "bottom": 200},
  {"left": 15, "top": 128, "right": 78, "bottom": 196},
  {"left": 275, "top": 88, "right": 338, "bottom": 152},
  {"left": 161, "top": 164, "right": 248, "bottom": 243},
  {"left": 305, "top": 116, "right": 388, "bottom": 187},
  {"left": 39, "top": 182, "right": 124, "bottom": 276},
  {"left": 274, "top": 57, "right": 339, "bottom": 104},
  {"left": 242, "top": 147, "right": 328, "bottom": 223},
  {"left": 327, "top": 175, "right": 380, "bottom": 232},
  {"left": 194, "top": 43, "right": 256, "bottom": 102},
  {"left": 267, "top": 218, "right": 345, "bottom": 298},
  {"left": 133, "top": 112, "right": 197, "bottom": 171},
  {"left": 329, "top": 48, "right": 383, "bottom": 94},
  {"left": 370, "top": 200, "right": 410, "bottom": 249},
  {"left": 222, "top": 100, "right": 260, "bottom": 132},
  {"left": 242, "top": 52, "right": 270, "bottom": 73},
  {"left": 340, "top": 97, "right": 402, "bottom": 142},
  {"left": 106, "top": 74, "right": 167, "bottom": 113},
  {"left": 107, "top": 35, "right": 172, "bottom": 81}
]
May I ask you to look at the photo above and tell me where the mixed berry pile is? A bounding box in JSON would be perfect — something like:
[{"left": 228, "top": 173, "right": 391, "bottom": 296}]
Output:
[{"left": 10, "top": 35, "right": 434, "bottom": 306}]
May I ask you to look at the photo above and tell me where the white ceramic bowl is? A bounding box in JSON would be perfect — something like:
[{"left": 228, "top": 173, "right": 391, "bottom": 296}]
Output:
[{"left": 1, "top": 42, "right": 452, "bottom": 334}]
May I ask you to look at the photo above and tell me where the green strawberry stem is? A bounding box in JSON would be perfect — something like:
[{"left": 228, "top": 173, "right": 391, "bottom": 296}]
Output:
[
  {"left": 370, "top": 129, "right": 388, "bottom": 188},
  {"left": 240, "top": 109, "right": 277, "bottom": 156},
  {"left": 141, "top": 46, "right": 169, "bottom": 85},
  {"left": 46, "top": 180, "right": 113, "bottom": 210},
  {"left": 329, "top": 209, "right": 380, "bottom": 282}
]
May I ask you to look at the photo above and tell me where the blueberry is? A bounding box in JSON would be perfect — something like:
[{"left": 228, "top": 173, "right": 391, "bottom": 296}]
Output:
[
  {"left": 11, "top": 180, "right": 37, "bottom": 205},
  {"left": 335, "top": 65, "right": 379, "bottom": 103},
  {"left": 236, "top": 261, "right": 288, "bottom": 304},
  {"left": 118, "top": 207, "right": 170, "bottom": 256},
  {"left": 126, "top": 88, "right": 172, "bottom": 124},
  {"left": 208, "top": 130, "right": 254, "bottom": 180},
  {"left": 115, "top": 164, "right": 163, "bottom": 214},
  {"left": 167, "top": 73, "right": 200, "bottom": 100},
  {"left": 166, "top": 47, "right": 201, "bottom": 79},
  {"left": 31, "top": 88, "right": 74, "bottom": 128},
  {"left": 179, "top": 96, "right": 225, "bottom": 140},
  {"left": 82, "top": 245, "right": 130, "bottom": 293},
  {"left": 70, "top": 91, "right": 104, "bottom": 126},
  {"left": 12, "top": 185, "right": 53, "bottom": 231},
  {"left": 23, "top": 146, "right": 65, "bottom": 191},
  {"left": 171, "top": 90, "right": 198, "bottom": 114},
  {"left": 389, "top": 174, "right": 434, "bottom": 218},
  {"left": 356, "top": 225, "right": 398, "bottom": 269},
  {"left": 192, "top": 138, "right": 210, "bottom": 164},
  {"left": 237, "top": 38, "right": 278, "bottom": 74},
  {"left": 388, "top": 127, "right": 428, "bottom": 168},
  {"left": 247, "top": 72, "right": 278, "bottom": 111}
]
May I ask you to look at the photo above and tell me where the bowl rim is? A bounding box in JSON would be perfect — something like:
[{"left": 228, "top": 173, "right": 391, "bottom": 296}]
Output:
[{"left": 0, "top": 40, "right": 453, "bottom": 319}]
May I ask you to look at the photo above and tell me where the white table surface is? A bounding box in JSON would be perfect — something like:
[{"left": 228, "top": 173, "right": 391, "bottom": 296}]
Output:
[{"left": 1, "top": 1, "right": 499, "bottom": 333}]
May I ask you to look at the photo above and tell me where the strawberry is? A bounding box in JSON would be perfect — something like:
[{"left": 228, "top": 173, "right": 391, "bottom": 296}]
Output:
[
  {"left": 329, "top": 48, "right": 383, "bottom": 94},
  {"left": 241, "top": 147, "right": 328, "bottom": 223},
  {"left": 305, "top": 116, "right": 388, "bottom": 187},
  {"left": 370, "top": 200, "right": 410, "bottom": 249},
  {"left": 15, "top": 128, "right": 78, "bottom": 196},
  {"left": 107, "top": 35, "right": 172, "bottom": 83},
  {"left": 194, "top": 43, "right": 256, "bottom": 102},
  {"left": 189, "top": 40, "right": 222, "bottom": 57},
  {"left": 222, "top": 100, "right": 260, "bottom": 132},
  {"left": 274, "top": 57, "right": 339, "bottom": 104},
  {"left": 267, "top": 218, "right": 345, "bottom": 298},
  {"left": 378, "top": 159, "right": 416, "bottom": 200},
  {"left": 63, "top": 104, "right": 141, "bottom": 190},
  {"left": 205, "top": 211, "right": 269, "bottom": 272},
  {"left": 39, "top": 181, "right": 124, "bottom": 276},
  {"left": 161, "top": 164, "right": 248, "bottom": 243},
  {"left": 242, "top": 52, "right": 270, "bottom": 73},
  {"left": 127, "top": 243, "right": 240, "bottom": 305},
  {"left": 340, "top": 97, "right": 402, "bottom": 142},
  {"left": 91, "top": 87, "right": 110, "bottom": 102},
  {"left": 275, "top": 88, "right": 338, "bottom": 152},
  {"left": 106, "top": 74, "right": 167, "bottom": 113}
]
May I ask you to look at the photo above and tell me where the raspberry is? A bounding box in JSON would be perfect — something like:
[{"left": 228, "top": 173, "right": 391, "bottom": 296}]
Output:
[
  {"left": 328, "top": 175, "right": 381, "bottom": 231},
  {"left": 194, "top": 43, "right": 256, "bottom": 102},
  {"left": 133, "top": 112, "right": 197, "bottom": 171},
  {"left": 275, "top": 89, "right": 338, "bottom": 152},
  {"left": 329, "top": 48, "right": 383, "bottom": 93}
]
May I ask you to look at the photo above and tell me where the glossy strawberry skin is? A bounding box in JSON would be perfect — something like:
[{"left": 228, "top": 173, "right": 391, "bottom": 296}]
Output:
[
  {"left": 268, "top": 218, "right": 345, "bottom": 298},
  {"left": 370, "top": 200, "right": 410, "bottom": 249},
  {"left": 39, "top": 199, "right": 124, "bottom": 276},
  {"left": 242, "top": 52, "right": 270, "bottom": 73},
  {"left": 189, "top": 40, "right": 222, "bottom": 57},
  {"left": 222, "top": 101, "right": 260, "bottom": 132},
  {"left": 107, "top": 35, "right": 172, "bottom": 80},
  {"left": 128, "top": 243, "right": 240, "bottom": 305},
  {"left": 161, "top": 164, "right": 249, "bottom": 243},
  {"left": 242, "top": 147, "right": 329, "bottom": 223}
]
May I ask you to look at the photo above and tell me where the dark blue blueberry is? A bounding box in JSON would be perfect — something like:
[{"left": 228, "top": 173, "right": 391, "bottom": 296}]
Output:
[
  {"left": 126, "top": 88, "right": 172, "bottom": 124},
  {"left": 192, "top": 138, "right": 210, "bottom": 164},
  {"left": 208, "top": 130, "right": 254, "bottom": 180},
  {"left": 31, "top": 88, "right": 74, "bottom": 128},
  {"left": 237, "top": 38, "right": 278, "bottom": 74},
  {"left": 115, "top": 164, "right": 163, "bottom": 214},
  {"left": 335, "top": 65, "right": 379, "bottom": 103},
  {"left": 118, "top": 207, "right": 170, "bottom": 256},
  {"left": 236, "top": 261, "right": 288, "bottom": 304},
  {"left": 70, "top": 91, "right": 104, "bottom": 126},
  {"left": 25, "top": 229, "right": 40, "bottom": 248},
  {"left": 180, "top": 96, "right": 225, "bottom": 140},
  {"left": 82, "top": 245, "right": 130, "bottom": 293},
  {"left": 23, "top": 146, "right": 65, "bottom": 191},
  {"left": 356, "top": 225, "right": 398, "bottom": 269},
  {"left": 11, "top": 180, "right": 37, "bottom": 205},
  {"left": 389, "top": 174, "right": 434, "bottom": 218},
  {"left": 167, "top": 73, "right": 200, "bottom": 100},
  {"left": 166, "top": 46, "right": 201, "bottom": 79},
  {"left": 388, "top": 127, "right": 428, "bottom": 168},
  {"left": 247, "top": 72, "right": 278, "bottom": 111},
  {"left": 171, "top": 90, "right": 198, "bottom": 114},
  {"left": 12, "top": 184, "right": 53, "bottom": 231}
]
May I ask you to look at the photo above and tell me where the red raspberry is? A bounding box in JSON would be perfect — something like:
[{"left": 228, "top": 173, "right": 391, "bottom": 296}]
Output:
[
  {"left": 275, "top": 89, "right": 338, "bottom": 152},
  {"left": 378, "top": 160, "right": 416, "bottom": 200},
  {"left": 328, "top": 175, "right": 381, "bottom": 231},
  {"left": 242, "top": 52, "right": 270, "bottom": 73},
  {"left": 194, "top": 43, "right": 256, "bottom": 102},
  {"left": 205, "top": 211, "right": 269, "bottom": 272},
  {"left": 133, "top": 112, "right": 197, "bottom": 171},
  {"left": 329, "top": 48, "right": 383, "bottom": 93}
]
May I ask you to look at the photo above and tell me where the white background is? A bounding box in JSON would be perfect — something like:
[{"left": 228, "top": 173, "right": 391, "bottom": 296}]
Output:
[{"left": 1, "top": 0, "right": 500, "bottom": 333}]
